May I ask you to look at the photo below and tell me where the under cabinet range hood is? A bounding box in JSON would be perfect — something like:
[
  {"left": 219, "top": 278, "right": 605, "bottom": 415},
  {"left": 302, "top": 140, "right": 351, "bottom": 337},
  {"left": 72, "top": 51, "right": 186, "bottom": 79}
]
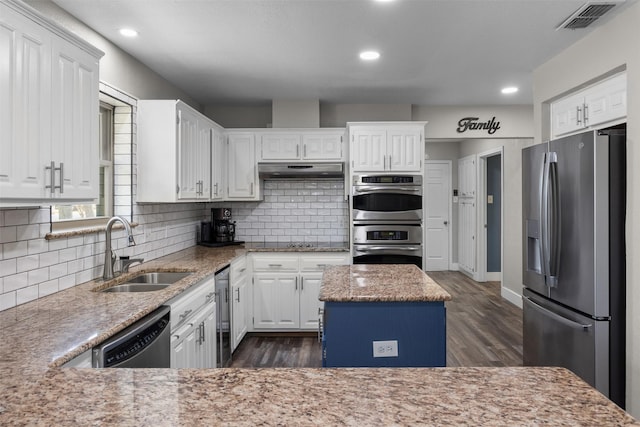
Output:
[{"left": 258, "top": 162, "right": 344, "bottom": 179}]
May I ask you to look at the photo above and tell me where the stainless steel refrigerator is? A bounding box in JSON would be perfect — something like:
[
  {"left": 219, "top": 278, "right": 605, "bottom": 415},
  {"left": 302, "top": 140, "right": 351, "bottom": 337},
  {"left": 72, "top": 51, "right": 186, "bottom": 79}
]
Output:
[{"left": 522, "top": 125, "right": 626, "bottom": 408}]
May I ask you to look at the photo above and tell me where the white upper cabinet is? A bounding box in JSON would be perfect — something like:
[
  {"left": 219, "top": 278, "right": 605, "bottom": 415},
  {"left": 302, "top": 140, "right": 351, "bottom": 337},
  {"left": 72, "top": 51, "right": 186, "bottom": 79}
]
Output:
[
  {"left": 0, "top": 1, "right": 102, "bottom": 204},
  {"left": 302, "top": 133, "right": 343, "bottom": 160},
  {"left": 137, "top": 100, "right": 214, "bottom": 202},
  {"left": 260, "top": 134, "right": 302, "bottom": 160},
  {"left": 257, "top": 130, "right": 344, "bottom": 162},
  {"left": 227, "top": 132, "right": 261, "bottom": 200},
  {"left": 551, "top": 72, "right": 626, "bottom": 139},
  {"left": 348, "top": 123, "right": 426, "bottom": 173}
]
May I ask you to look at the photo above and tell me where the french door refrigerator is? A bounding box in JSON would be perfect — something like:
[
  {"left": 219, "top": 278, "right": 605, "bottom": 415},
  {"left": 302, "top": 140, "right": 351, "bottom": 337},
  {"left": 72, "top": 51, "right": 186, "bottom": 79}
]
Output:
[{"left": 522, "top": 125, "right": 626, "bottom": 408}]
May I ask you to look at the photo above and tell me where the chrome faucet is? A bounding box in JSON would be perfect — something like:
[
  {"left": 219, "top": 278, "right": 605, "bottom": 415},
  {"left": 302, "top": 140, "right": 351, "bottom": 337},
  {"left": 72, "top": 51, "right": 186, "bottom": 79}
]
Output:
[{"left": 103, "top": 216, "right": 137, "bottom": 280}]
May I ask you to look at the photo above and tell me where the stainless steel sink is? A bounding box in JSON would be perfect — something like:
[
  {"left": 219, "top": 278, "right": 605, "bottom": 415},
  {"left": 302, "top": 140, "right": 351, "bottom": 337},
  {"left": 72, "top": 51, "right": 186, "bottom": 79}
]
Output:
[
  {"left": 122, "top": 272, "right": 192, "bottom": 284},
  {"left": 99, "top": 271, "right": 193, "bottom": 293},
  {"left": 101, "top": 283, "right": 172, "bottom": 293}
]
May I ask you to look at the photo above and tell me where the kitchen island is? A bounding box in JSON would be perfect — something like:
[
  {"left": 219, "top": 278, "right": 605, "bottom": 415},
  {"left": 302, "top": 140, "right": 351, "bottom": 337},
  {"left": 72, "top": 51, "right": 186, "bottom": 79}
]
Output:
[
  {"left": 0, "top": 246, "right": 636, "bottom": 425},
  {"left": 320, "top": 264, "right": 451, "bottom": 367}
]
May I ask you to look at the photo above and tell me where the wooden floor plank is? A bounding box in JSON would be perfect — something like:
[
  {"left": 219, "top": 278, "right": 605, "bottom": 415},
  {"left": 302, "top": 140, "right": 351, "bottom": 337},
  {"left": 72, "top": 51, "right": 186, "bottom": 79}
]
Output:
[{"left": 230, "top": 271, "right": 523, "bottom": 368}]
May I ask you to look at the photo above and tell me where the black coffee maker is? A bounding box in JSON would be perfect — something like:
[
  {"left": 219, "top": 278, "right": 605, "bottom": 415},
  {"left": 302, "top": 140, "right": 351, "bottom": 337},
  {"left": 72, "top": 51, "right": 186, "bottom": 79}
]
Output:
[{"left": 212, "top": 208, "right": 235, "bottom": 243}]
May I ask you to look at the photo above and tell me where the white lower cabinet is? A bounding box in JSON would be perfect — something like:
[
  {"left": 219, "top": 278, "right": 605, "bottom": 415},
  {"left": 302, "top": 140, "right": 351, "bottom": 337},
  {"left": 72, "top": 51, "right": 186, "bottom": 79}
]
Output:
[
  {"left": 253, "top": 273, "right": 300, "bottom": 329},
  {"left": 168, "top": 275, "right": 217, "bottom": 368},
  {"left": 251, "top": 253, "right": 350, "bottom": 331}
]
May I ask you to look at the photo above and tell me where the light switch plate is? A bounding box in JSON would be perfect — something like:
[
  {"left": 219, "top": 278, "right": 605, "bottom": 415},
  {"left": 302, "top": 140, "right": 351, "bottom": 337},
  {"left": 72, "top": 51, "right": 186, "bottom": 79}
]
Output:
[
  {"left": 488, "top": 194, "right": 494, "bottom": 204},
  {"left": 372, "top": 340, "right": 399, "bottom": 358}
]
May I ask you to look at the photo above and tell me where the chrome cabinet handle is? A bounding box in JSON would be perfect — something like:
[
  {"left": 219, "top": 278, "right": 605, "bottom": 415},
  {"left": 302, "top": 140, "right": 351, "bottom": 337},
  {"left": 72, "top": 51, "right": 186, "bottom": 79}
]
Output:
[
  {"left": 45, "top": 161, "right": 55, "bottom": 194},
  {"left": 301, "top": 277, "right": 304, "bottom": 291},
  {"left": 235, "top": 288, "right": 240, "bottom": 303},
  {"left": 358, "top": 246, "right": 420, "bottom": 252},
  {"left": 444, "top": 221, "right": 448, "bottom": 225},
  {"left": 268, "top": 264, "right": 282, "bottom": 267},
  {"left": 576, "top": 106, "right": 582, "bottom": 125},
  {"left": 303, "top": 144, "right": 307, "bottom": 158},
  {"left": 179, "top": 309, "right": 193, "bottom": 320},
  {"left": 58, "top": 162, "right": 64, "bottom": 194},
  {"left": 206, "top": 291, "right": 215, "bottom": 302},
  {"left": 296, "top": 144, "right": 299, "bottom": 158},
  {"left": 214, "top": 182, "right": 218, "bottom": 196},
  {"left": 250, "top": 182, "right": 254, "bottom": 195},
  {"left": 583, "top": 104, "right": 589, "bottom": 124},
  {"left": 295, "top": 277, "right": 298, "bottom": 291}
]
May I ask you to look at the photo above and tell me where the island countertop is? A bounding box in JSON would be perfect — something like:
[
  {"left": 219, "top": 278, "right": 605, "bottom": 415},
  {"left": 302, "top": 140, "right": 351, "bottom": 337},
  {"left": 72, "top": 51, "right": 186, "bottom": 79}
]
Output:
[
  {"left": 1, "top": 366, "right": 637, "bottom": 425},
  {"left": 319, "top": 264, "right": 452, "bottom": 302}
]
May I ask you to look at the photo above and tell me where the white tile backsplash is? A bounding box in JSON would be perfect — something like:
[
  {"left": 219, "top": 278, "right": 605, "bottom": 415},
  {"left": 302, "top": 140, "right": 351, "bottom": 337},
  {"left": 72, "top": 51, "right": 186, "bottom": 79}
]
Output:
[{"left": 216, "top": 179, "right": 348, "bottom": 244}]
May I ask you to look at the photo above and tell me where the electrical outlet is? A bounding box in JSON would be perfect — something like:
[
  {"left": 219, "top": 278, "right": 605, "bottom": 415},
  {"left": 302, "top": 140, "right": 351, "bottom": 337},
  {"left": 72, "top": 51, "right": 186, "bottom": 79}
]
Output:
[{"left": 372, "top": 340, "right": 398, "bottom": 358}]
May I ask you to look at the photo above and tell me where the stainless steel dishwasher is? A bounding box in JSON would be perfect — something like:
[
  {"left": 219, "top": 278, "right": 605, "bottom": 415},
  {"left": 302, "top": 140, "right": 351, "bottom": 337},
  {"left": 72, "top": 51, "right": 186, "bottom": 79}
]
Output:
[{"left": 93, "top": 305, "right": 171, "bottom": 368}]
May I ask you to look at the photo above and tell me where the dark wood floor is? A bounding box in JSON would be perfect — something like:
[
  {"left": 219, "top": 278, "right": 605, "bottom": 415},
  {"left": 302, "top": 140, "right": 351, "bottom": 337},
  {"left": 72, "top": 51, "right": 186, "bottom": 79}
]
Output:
[{"left": 230, "top": 271, "right": 523, "bottom": 368}]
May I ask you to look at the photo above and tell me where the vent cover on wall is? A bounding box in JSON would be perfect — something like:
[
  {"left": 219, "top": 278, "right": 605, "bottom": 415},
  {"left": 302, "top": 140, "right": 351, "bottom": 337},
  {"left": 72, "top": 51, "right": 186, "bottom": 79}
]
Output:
[{"left": 557, "top": 2, "right": 619, "bottom": 30}]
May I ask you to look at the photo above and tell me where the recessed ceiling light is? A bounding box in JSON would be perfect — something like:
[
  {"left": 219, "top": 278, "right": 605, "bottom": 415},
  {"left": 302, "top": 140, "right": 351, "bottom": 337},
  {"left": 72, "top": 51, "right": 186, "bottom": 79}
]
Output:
[
  {"left": 501, "top": 86, "right": 518, "bottom": 94},
  {"left": 360, "top": 50, "right": 380, "bottom": 61},
  {"left": 119, "top": 28, "right": 138, "bottom": 38}
]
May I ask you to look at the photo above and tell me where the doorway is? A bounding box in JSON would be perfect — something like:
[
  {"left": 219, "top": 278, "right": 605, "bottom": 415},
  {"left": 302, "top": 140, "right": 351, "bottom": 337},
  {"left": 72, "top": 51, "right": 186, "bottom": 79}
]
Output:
[{"left": 476, "top": 148, "right": 503, "bottom": 283}]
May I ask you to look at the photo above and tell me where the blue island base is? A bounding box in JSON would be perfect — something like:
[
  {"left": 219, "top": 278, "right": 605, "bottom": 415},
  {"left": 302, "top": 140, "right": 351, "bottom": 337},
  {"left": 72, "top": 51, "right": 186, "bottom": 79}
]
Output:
[{"left": 322, "top": 301, "right": 447, "bottom": 367}]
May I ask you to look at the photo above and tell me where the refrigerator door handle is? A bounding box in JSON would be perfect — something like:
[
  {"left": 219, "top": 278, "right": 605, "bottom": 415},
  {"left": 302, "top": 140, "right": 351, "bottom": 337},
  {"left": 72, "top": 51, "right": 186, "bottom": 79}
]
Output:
[
  {"left": 540, "top": 152, "right": 560, "bottom": 288},
  {"left": 524, "top": 296, "right": 593, "bottom": 330},
  {"left": 547, "top": 152, "right": 561, "bottom": 287}
]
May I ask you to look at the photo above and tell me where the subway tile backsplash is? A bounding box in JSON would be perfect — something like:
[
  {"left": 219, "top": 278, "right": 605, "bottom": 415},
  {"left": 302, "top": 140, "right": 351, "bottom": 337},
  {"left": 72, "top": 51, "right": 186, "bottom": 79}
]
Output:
[
  {"left": 0, "top": 180, "right": 349, "bottom": 312},
  {"left": 217, "top": 179, "right": 349, "bottom": 243},
  {"left": 0, "top": 204, "right": 207, "bottom": 311}
]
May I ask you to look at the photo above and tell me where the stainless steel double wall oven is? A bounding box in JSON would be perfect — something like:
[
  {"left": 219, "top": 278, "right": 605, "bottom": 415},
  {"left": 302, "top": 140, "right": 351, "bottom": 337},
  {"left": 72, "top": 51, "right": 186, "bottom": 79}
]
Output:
[{"left": 351, "top": 174, "right": 423, "bottom": 268}]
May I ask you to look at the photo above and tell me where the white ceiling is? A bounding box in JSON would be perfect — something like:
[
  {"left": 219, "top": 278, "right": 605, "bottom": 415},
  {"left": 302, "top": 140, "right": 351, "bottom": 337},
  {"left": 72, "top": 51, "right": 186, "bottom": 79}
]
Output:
[{"left": 51, "top": 0, "right": 635, "bottom": 107}]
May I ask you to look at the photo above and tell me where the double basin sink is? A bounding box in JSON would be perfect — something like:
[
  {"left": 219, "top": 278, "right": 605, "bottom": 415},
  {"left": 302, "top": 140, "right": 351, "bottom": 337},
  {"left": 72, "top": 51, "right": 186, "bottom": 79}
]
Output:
[{"left": 100, "top": 272, "right": 193, "bottom": 293}]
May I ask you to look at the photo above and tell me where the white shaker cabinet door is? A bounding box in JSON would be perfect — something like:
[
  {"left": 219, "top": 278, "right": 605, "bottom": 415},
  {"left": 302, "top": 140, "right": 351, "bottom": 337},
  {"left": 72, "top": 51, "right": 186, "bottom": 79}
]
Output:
[
  {"left": 351, "top": 130, "right": 386, "bottom": 172},
  {"left": 0, "top": 6, "right": 50, "bottom": 199},
  {"left": 302, "top": 134, "right": 343, "bottom": 160},
  {"left": 50, "top": 37, "right": 99, "bottom": 200},
  {"left": 227, "top": 133, "right": 259, "bottom": 200},
  {"left": 388, "top": 129, "right": 422, "bottom": 171},
  {"left": 299, "top": 272, "right": 323, "bottom": 330},
  {"left": 177, "top": 106, "right": 199, "bottom": 199}
]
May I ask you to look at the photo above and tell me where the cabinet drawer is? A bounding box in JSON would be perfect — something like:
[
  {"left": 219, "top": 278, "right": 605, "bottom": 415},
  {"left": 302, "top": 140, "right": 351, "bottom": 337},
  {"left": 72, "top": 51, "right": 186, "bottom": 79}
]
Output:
[
  {"left": 300, "top": 254, "right": 350, "bottom": 271},
  {"left": 252, "top": 255, "right": 299, "bottom": 271},
  {"left": 230, "top": 256, "right": 247, "bottom": 277},
  {"left": 167, "top": 277, "right": 215, "bottom": 331}
]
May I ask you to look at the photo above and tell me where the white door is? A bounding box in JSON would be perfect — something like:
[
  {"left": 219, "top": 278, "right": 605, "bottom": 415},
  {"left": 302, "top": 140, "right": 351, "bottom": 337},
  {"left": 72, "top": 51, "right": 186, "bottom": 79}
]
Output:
[{"left": 424, "top": 161, "right": 451, "bottom": 271}]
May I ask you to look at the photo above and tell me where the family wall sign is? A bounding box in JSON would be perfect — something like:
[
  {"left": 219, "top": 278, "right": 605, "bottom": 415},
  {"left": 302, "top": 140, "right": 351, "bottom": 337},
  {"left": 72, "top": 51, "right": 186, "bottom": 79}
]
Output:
[{"left": 456, "top": 117, "right": 501, "bottom": 135}]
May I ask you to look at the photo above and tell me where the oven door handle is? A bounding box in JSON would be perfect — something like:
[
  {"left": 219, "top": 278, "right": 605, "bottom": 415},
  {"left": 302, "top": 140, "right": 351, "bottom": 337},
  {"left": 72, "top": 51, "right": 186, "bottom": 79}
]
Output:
[
  {"left": 353, "top": 187, "right": 421, "bottom": 194},
  {"left": 356, "top": 246, "right": 421, "bottom": 252}
]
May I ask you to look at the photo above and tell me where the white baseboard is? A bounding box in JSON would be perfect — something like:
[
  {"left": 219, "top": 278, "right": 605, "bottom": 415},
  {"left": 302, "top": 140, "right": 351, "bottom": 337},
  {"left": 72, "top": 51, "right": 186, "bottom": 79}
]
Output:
[
  {"left": 501, "top": 286, "right": 523, "bottom": 309},
  {"left": 486, "top": 272, "right": 501, "bottom": 281}
]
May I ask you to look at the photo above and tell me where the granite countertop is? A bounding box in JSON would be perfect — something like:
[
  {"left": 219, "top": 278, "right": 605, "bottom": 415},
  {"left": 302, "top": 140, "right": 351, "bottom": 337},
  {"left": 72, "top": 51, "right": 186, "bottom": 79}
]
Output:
[
  {"left": 0, "top": 245, "right": 246, "bottom": 372},
  {"left": 319, "top": 264, "right": 452, "bottom": 302},
  {"left": 0, "top": 245, "right": 636, "bottom": 425},
  {"left": 244, "top": 241, "right": 349, "bottom": 252},
  {"left": 1, "top": 366, "right": 637, "bottom": 425}
]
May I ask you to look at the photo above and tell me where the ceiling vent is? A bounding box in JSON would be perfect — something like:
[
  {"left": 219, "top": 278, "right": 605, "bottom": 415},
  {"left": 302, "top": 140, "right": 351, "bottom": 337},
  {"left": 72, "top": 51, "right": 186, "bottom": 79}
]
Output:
[{"left": 557, "top": 2, "right": 620, "bottom": 30}]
